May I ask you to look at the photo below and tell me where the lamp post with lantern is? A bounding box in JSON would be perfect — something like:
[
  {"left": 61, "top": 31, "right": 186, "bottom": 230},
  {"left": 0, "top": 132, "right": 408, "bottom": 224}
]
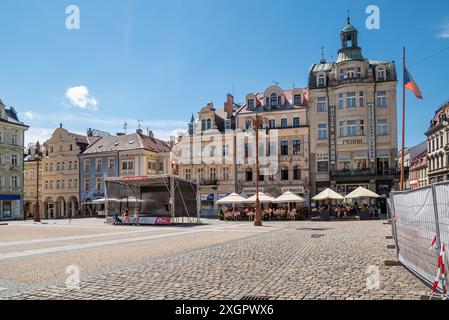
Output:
[{"left": 33, "top": 142, "right": 43, "bottom": 223}]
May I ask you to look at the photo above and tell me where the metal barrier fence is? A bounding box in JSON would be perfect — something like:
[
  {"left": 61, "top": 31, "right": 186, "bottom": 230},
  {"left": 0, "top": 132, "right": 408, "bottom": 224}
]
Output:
[{"left": 389, "top": 181, "right": 449, "bottom": 293}]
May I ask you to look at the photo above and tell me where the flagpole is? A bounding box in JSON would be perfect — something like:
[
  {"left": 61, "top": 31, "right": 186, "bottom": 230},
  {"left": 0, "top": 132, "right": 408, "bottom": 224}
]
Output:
[{"left": 400, "top": 47, "right": 406, "bottom": 191}]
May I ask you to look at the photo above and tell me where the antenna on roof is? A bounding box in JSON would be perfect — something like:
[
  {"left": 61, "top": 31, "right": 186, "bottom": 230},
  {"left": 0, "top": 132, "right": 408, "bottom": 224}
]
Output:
[
  {"left": 124, "top": 121, "right": 128, "bottom": 134},
  {"left": 320, "top": 46, "right": 326, "bottom": 64},
  {"left": 137, "top": 120, "right": 143, "bottom": 130},
  {"left": 347, "top": 9, "right": 351, "bottom": 24}
]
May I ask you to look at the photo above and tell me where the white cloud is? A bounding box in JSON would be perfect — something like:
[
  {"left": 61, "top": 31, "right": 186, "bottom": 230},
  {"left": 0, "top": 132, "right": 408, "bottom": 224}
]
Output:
[
  {"left": 25, "top": 127, "right": 53, "bottom": 145},
  {"left": 437, "top": 22, "right": 449, "bottom": 38},
  {"left": 65, "top": 85, "right": 98, "bottom": 110},
  {"left": 20, "top": 111, "right": 36, "bottom": 120}
]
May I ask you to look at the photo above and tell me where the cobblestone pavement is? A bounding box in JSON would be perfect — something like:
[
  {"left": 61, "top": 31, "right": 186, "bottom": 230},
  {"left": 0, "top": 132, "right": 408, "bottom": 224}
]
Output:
[{"left": 2, "top": 220, "right": 430, "bottom": 300}]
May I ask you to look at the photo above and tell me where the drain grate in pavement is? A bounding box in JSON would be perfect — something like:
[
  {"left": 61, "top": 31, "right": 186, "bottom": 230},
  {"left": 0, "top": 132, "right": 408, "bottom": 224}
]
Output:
[
  {"left": 311, "top": 234, "right": 325, "bottom": 239},
  {"left": 241, "top": 295, "right": 271, "bottom": 301}
]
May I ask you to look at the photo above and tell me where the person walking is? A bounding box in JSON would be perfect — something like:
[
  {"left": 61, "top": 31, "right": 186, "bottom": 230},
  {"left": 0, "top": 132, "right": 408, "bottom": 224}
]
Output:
[
  {"left": 133, "top": 208, "right": 140, "bottom": 226},
  {"left": 123, "top": 208, "right": 130, "bottom": 225}
]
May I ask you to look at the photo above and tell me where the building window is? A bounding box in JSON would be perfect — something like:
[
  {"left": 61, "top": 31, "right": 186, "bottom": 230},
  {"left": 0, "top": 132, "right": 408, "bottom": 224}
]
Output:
[
  {"left": 210, "top": 168, "right": 216, "bottom": 180},
  {"left": 84, "top": 160, "right": 90, "bottom": 171},
  {"left": 74, "top": 161, "right": 78, "bottom": 169},
  {"left": 207, "top": 119, "right": 212, "bottom": 130},
  {"left": 96, "top": 159, "right": 102, "bottom": 170},
  {"left": 377, "top": 69, "right": 385, "bottom": 81},
  {"left": 347, "top": 69, "right": 355, "bottom": 78},
  {"left": 346, "top": 92, "right": 357, "bottom": 108},
  {"left": 377, "top": 119, "right": 388, "bottom": 136},
  {"left": 318, "top": 75, "right": 325, "bottom": 87},
  {"left": 223, "top": 144, "right": 229, "bottom": 156},
  {"left": 356, "top": 67, "right": 362, "bottom": 78},
  {"left": 197, "top": 168, "right": 204, "bottom": 180},
  {"left": 122, "top": 161, "right": 134, "bottom": 171},
  {"left": 338, "top": 94, "right": 343, "bottom": 110},
  {"left": 68, "top": 179, "right": 72, "bottom": 189},
  {"left": 11, "top": 154, "right": 18, "bottom": 166},
  {"left": 318, "top": 124, "right": 328, "bottom": 140},
  {"left": 359, "top": 120, "right": 365, "bottom": 136},
  {"left": 61, "top": 162, "right": 65, "bottom": 170},
  {"left": 248, "top": 99, "right": 254, "bottom": 109},
  {"left": 294, "top": 95, "right": 302, "bottom": 105},
  {"left": 11, "top": 132, "right": 18, "bottom": 145},
  {"left": 270, "top": 93, "right": 278, "bottom": 108},
  {"left": 223, "top": 167, "right": 229, "bottom": 180},
  {"left": 359, "top": 91, "right": 364, "bottom": 107},
  {"left": 56, "top": 162, "right": 60, "bottom": 171},
  {"left": 281, "top": 167, "right": 289, "bottom": 181},
  {"left": 317, "top": 97, "right": 328, "bottom": 112},
  {"left": 56, "top": 180, "right": 60, "bottom": 189},
  {"left": 281, "top": 141, "right": 289, "bottom": 156},
  {"left": 347, "top": 120, "right": 357, "bottom": 136},
  {"left": 246, "top": 168, "right": 253, "bottom": 182},
  {"left": 61, "top": 180, "right": 65, "bottom": 189},
  {"left": 293, "top": 140, "right": 301, "bottom": 155},
  {"left": 281, "top": 118, "right": 288, "bottom": 128},
  {"left": 293, "top": 166, "right": 301, "bottom": 180},
  {"left": 339, "top": 121, "right": 345, "bottom": 137},
  {"left": 201, "top": 120, "right": 206, "bottom": 131},
  {"left": 245, "top": 119, "right": 252, "bottom": 130},
  {"left": 269, "top": 120, "right": 276, "bottom": 129},
  {"left": 293, "top": 117, "right": 301, "bottom": 127},
  {"left": 245, "top": 143, "right": 252, "bottom": 159},
  {"left": 84, "top": 178, "right": 90, "bottom": 191},
  {"left": 96, "top": 177, "right": 102, "bottom": 191},
  {"left": 109, "top": 158, "right": 115, "bottom": 169},
  {"left": 377, "top": 91, "right": 387, "bottom": 107},
  {"left": 11, "top": 176, "right": 18, "bottom": 188},
  {"left": 339, "top": 69, "right": 345, "bottom": 80},
  {"left": 185, "top": 169, "right": 191, "bottom": 180},
  {"left": 45, "top": 181, "right": 49, "bottom": 190}
]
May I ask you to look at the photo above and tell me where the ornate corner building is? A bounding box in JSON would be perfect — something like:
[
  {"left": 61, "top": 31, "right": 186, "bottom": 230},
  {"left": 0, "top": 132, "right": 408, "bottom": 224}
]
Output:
[{"left": 308, "top": 19, "right": 399, "bottom": 208}]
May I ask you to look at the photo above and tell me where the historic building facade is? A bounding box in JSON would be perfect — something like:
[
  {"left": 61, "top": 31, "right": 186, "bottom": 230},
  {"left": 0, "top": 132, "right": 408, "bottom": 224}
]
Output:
[
  {"left": 42, "top": 126, "right": 97, "bottom": 219},
  {"left": 0, "top": 100, "right": 29, "bottom": 220},
  {"left": 426, "top": 100, "right": 449, "bottom": 184},
  {"left": 79, "top": 129, "right": 172, "bottom": 214},
  {"left": 175, "top": 94, "right": 238, "bottom": 216},
  {"left": 409, "top": 142, "right": 428, "bottom": 189},
  {"left": 236, "top": 86, "right": 310, "bottom": 204},
  {"left": 23, "top": 143, "right": 44, "bottom": 219},
  {"left": 308, "top": 19, "right": 399, "bottom": 204}
]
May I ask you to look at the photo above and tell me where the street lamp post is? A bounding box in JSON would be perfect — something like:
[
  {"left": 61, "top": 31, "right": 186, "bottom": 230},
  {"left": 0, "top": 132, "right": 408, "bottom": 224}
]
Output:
[
  {"left": 252, "top": 115, "right": 268, "bottom": 227},
  {"left": 33, "top": 143, "right": 43, "bottom": 223}
]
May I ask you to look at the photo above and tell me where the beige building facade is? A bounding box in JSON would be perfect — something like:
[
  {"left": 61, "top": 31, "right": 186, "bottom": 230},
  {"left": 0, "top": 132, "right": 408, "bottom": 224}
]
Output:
[
  {"left": 236, "top": 86, "right": 310, "bottom": 204},
  {"left": 308, "top": 19, "right": 399, "bottom": 209},
  {"left": 42, "top": 126, "right": 96, "bottom": 219},
  {"left": 23, "top": 144, "right": 44, "bottom": 218}
]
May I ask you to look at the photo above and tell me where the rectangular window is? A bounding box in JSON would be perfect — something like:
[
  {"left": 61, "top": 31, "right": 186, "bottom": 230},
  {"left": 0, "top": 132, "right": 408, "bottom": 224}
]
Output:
[
  {"left": 122, "top": 161, "right": 134, "bottom": 170},
  {"left": 377, "top": 91, "right": 387, "bottom": 107},
  {"left": 317, "top": 97, "right": 328, "bottom": 112},
  {"left": 223, "top": 144, "right": 229, "bottom": 156},
  {"left": 339, "top": 69, "right": 345, "bottom": 80},
  {"left": 11, "top": 133, "right": 18, "bottom": 145},
  {"left": 293, "top": 140, "right": 301, "bottom": 155},
  {"left": 318, "top": 124, "right": 328, "bottom": 140},
  {"left": 247, "top": 99, "right": 254, "bottom": 109},
  {"left": 109, "top": 158, "right": 115, "bottom": 169},
  {"left": 96, "top": 177, "right": 102, "bottom": 190},
  {"left": 377, "top": 119, "right": 388, "bottom": 135},
  {"left": 293, "top": 117, "right": 300, "bottom": 127},
  {"left": 347, "top": 120, "right": 357, "bottom": 136},
  {"left": 281, "top": 141, "right": 289, "bottom": 156},
  {"left": 346, "top": 92, "right": 356, "bottom": 108},
  {"left": 269, "top": 120, "right": 276, "bottom": 129},
  {"left": 223, "top": 167, "right": 229, "bottom": 180},
  {"left": 96, "top": 159, "right": 102, "bottom": 170},
  {"left": 84, "top": 160, "right": 90, "bottom": 171},
  {"left": 339, "top": 121, "right": 345, "bottom": 137},
  {"left": 294, "top": 95, "right": 302, "bottom": 105},
  {"left": 61, "top": 180, "right": 65, "bottom": 189},
  {"left": 11, "top": 176, "right": 18, "bottom": 188},
  {"left": 185, "top": 169, "right": 191, "bottom": 180},
  {"left": 317, "top": 161, "right": 329, "bottom": 173},
  {"left": 245, "top": 143, "right": 252, "bottom": 158},
  {"left": 359, "top": 91, "right": 364, "bottom": 107},
  {"left": 197, "top": 168, "right": 204, "bottom": 180},
  {"left": 11, "top": 154, "right": 18, "bottom": 166},
  {"left": 210, "top": 168, "right": 216, "bottom": 180},
  {"left": 338, "top": 94, "right": 343, "bottom": 109},
  {"left": 281, "top": 118, "right": 288, "bottom": 128},
  {"left": 84, "top": 178, "right": 90, "bottom": 191},
  {"left": 359, "top": 120, "right": 365, "bottom": 136}
]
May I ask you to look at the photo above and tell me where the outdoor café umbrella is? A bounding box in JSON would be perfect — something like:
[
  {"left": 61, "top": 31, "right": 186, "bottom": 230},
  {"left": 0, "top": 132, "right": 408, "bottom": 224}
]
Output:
[
  {"left": 312, "top": 188, "right": 344, "bottom": 201},
  {"left": 272, "top": 191, "right": 305, "bottom": 204},
  {"left": 345, "top": 186, "right": 381, "bottom": 199},
  {"left": 216, "top": 193, "right": 247, "bottom": 205},
  {"left": 244, "top": 192, "right": 275, "bottom": 204}
]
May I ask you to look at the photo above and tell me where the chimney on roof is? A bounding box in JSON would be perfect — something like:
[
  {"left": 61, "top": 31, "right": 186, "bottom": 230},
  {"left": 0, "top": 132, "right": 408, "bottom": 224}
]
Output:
[
  {"left": 170, "top": 136, "right": 175, "bottom": 149},
  {"left": 136, "top": 128, "right": 143, "bottom": 135},
  {"left": 224, "top": 93, "right": 234, "bottom": 117},
  {"left": 148, "top": 130, "right": 154, "bottom": 139}
]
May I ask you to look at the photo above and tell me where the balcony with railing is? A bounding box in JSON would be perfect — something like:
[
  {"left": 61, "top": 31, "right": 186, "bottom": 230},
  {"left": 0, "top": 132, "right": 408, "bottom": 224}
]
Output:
[
  {"left": 199, "top": 179, "right": 218, "bottom": 186},
  {"left": 330, "top": 168, "right": 400, "bottom": 180}
]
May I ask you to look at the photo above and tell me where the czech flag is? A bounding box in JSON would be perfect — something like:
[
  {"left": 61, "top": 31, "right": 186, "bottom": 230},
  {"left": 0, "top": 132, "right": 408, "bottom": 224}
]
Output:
[{"left": 404, "top": 68, "right": 423, "bottom": 100}]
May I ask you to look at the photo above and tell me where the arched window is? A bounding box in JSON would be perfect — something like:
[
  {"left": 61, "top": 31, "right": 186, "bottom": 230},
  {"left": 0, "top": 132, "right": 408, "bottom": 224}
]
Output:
[
  {"left": 201, "top": 119, "right": 206, "bottom": 131},
  {"left": 207, "top": 119, "right": 212, "bottom": 130},
  {"left": 270, "top": 93, "right": 278, "bottom": 108}
]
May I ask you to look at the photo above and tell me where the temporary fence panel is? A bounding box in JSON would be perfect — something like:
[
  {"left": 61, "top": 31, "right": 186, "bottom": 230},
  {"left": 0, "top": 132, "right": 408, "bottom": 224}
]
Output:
[
  {"left": 432, "top": 182, "right": 449, "bottom": 254},
  {"left": 390, "top": 185, "right": 440, "bottom": 288}
]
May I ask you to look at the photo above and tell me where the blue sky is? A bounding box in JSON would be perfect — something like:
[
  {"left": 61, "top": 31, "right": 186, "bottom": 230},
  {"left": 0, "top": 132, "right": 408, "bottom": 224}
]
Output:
[{"left": 0, "top": 0, "right": 448, "bottom": 147}]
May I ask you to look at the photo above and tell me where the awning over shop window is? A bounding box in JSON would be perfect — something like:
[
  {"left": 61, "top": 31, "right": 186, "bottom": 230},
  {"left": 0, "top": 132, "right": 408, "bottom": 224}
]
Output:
[{"left": 0, "top": 195, "right": 21, "bottom": 200}]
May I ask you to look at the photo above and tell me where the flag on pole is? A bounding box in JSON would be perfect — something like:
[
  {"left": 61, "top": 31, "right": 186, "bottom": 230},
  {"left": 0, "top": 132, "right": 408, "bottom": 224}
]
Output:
[{"left": 404, "top": 68, "right": 423, "bottom": 100}]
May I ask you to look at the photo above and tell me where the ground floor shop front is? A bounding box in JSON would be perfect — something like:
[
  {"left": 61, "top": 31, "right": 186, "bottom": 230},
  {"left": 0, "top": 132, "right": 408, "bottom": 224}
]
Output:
[{"left": 0, "top": 194, "right": 22, "bottom": 220}]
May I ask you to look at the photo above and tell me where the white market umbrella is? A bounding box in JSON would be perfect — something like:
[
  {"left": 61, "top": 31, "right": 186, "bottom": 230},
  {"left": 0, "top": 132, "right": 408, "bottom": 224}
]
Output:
[
  {"left": 345, "top": 186, "right": 381, "bottom": 199},
  {"left": 312, "top": 188, "right": 344, "bottom": 201},
  {"left": 272, "top": 191, "right": 305, "bottom": 204},
  {"left": 244, "top": 192, "right": 275, "bottom": 204},
  {"left": 92, "top": 198, "right": 106, "bottom": 204},
  {"left": 216, "top": 193, "right": 247, "bottom": 205}
]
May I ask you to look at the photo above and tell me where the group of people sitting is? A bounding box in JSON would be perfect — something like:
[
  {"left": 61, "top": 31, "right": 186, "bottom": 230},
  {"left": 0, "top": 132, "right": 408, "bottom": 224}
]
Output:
[
  {"left": 223, "top": 207, "right": 299, "bottom": 221},
  {"left": 112, "top": 208, "right": 140, "bottom": 225},
  {"left": 319, "top": 201, "right": 378, "bottom": 218}
]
